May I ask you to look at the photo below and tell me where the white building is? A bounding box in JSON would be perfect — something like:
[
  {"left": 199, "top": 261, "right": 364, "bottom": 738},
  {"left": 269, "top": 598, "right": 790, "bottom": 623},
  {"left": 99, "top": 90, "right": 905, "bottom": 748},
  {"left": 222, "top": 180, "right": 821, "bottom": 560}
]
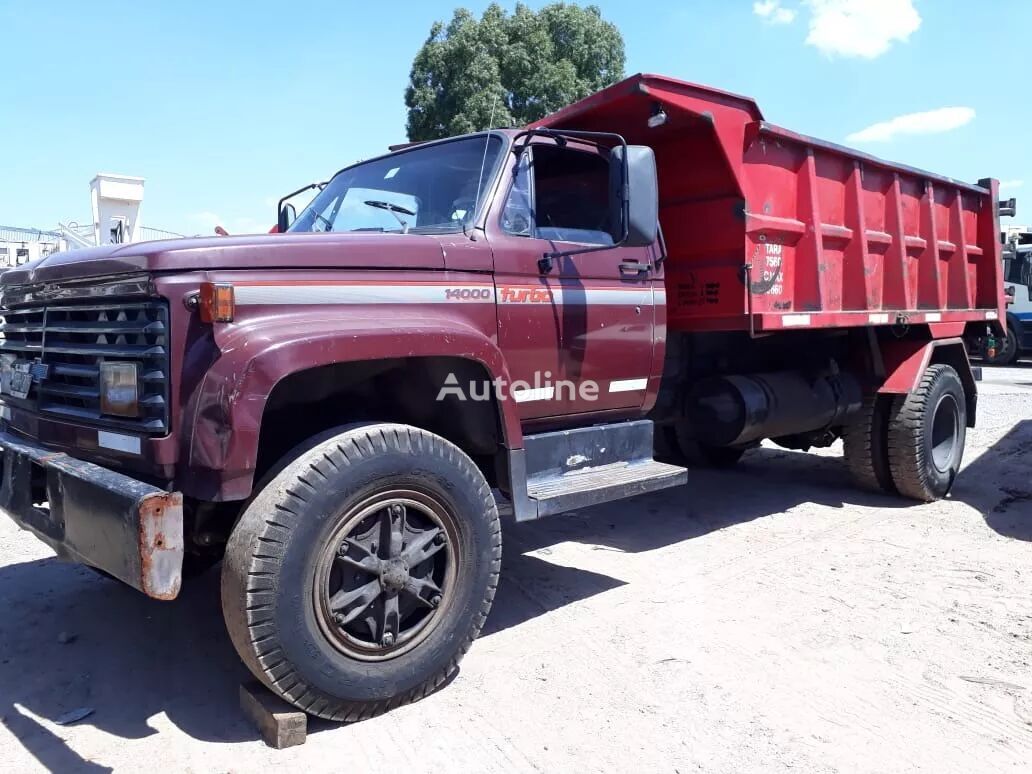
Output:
[
  {"left": 1, "top": 173, "right": 182, "bottom": 268},
  {"left": 0, "top": 225, "right": 64, "bottom": 268}
]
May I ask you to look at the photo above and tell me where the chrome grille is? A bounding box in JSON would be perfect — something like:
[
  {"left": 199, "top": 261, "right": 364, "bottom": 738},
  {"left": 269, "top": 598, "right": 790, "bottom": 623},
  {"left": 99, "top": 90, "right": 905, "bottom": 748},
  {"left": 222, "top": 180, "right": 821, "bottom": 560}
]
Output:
[{"left": 0, "top": 302, "right": 170, "bottom": 434}]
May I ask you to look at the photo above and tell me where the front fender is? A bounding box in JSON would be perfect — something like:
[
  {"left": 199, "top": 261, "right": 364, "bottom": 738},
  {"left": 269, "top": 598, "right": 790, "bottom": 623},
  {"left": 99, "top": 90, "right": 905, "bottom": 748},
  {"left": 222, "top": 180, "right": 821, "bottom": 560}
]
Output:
[{"left": 182, "top": 310, "right": 520, "bottom": 500}]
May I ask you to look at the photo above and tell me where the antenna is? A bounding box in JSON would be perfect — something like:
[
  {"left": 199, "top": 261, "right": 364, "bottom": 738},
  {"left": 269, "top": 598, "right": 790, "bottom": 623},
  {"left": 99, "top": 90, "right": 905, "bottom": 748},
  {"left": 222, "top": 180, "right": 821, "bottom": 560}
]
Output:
[{"left": 469, "top": 97, "right": 499, "bottom": 238}]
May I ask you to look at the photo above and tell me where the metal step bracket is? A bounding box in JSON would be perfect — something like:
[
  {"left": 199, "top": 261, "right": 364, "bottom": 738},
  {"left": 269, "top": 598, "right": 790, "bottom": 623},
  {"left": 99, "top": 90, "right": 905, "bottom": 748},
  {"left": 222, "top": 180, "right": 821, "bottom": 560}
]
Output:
[{"left": 503, "top": 420, "right": 687, "bottom": 521}]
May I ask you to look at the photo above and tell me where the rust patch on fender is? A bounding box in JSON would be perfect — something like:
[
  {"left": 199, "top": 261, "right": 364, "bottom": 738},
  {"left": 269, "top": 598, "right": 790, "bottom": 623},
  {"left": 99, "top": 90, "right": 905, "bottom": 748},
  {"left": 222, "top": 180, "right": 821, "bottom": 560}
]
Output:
[{"left": 138, "top": 491, "right": 184, "bottom": 600}]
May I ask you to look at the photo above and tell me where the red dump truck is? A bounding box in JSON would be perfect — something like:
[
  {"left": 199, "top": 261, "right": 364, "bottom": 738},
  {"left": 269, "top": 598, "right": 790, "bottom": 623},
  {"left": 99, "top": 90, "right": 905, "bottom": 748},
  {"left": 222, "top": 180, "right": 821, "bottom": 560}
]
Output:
[{"left": 0, "top": 74, "right": 1005, "bottom": 720}]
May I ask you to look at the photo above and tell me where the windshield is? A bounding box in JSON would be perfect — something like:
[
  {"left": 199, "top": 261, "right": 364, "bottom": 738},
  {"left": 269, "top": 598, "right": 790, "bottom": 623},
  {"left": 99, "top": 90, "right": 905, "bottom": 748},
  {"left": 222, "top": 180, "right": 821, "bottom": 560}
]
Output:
[{"left": 289, "top": 135, "right": 504, "bottom": 235}]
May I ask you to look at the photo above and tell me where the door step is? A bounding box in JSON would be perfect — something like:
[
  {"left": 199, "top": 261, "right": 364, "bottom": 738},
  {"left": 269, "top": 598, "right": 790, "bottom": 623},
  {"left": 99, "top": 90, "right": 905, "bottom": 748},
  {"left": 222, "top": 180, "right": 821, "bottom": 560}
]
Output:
[
  {"left": 527, "top": 458, "right": 686, "bottom": 517},
  {"left": 504, "top": 419, "right": 687, "bottom": 521}
]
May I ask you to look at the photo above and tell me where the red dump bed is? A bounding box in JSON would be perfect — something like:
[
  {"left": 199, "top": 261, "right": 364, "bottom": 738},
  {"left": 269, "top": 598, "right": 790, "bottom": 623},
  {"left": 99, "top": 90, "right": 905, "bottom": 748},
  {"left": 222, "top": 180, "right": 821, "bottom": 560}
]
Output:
[{"left": 534, "top": 74, "right": 1006, "bottom": 333}]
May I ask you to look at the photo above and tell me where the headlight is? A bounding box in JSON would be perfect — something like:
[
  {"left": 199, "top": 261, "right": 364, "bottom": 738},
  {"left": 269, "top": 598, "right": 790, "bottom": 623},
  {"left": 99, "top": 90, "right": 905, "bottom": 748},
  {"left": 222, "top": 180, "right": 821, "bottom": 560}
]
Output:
[{"left": 100, "top": 362, "right": 139, "bottom": 417}]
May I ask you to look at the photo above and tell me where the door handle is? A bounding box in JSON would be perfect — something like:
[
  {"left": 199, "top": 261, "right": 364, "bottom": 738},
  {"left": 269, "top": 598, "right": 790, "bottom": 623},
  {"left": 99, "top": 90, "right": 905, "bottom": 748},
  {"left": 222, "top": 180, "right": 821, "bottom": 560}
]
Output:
[{"left": 619, "top": 261, "right": 651, "bottom": 275}]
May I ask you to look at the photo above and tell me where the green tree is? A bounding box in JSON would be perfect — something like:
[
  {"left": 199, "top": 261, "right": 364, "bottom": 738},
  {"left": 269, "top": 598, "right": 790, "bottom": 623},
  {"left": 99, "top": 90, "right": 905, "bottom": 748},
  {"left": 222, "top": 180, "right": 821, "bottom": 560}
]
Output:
[{"left": 405, "top": 3, "right": 625, "bottom": 141}]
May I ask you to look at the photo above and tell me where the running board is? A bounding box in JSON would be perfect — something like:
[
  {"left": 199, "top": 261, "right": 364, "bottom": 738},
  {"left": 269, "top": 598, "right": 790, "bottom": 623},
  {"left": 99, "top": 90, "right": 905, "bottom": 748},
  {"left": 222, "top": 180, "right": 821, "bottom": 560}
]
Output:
[{"left": 502, "top": 420, "right": 687, "bottom": 521}]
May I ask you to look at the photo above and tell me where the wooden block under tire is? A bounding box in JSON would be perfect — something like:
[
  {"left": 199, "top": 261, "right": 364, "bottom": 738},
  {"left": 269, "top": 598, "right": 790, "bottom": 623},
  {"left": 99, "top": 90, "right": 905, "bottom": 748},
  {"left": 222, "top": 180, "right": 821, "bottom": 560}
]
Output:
[{"left": 240, "top": 680, "right": 308, "bottom": 749}]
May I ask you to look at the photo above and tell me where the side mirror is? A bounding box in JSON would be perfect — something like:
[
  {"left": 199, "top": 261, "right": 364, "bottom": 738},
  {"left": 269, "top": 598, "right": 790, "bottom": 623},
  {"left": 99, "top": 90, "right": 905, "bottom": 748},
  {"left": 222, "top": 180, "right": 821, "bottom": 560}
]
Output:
[
  {"left": 609, "top": 145, "right": 659, "bottom": 247},
  {"left": 278, "top": 203, "right": 297, "bottom": 233}
]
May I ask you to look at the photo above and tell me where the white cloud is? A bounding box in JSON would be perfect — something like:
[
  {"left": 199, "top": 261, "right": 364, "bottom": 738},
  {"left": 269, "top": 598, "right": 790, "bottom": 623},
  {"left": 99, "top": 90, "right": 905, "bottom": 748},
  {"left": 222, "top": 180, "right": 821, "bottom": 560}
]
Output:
[
  {"left": 999, "top": 180, "right": 1024, "bottom": 191},
  {"left": 846, "top": 107, "right": 976, "bottom": 143},
  {"left": 753, "top": 0, "right": 797, "bottom": 24},
  {"left": 804, "top": 0, "right": 920, "bottom": 58}
]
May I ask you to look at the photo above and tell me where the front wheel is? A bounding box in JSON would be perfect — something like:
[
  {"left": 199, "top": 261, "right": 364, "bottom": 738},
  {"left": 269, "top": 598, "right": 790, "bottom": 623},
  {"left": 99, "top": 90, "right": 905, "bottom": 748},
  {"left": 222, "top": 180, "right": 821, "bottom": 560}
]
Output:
[{"left": 221, "top": 423, "right": 501, "bottom": 721}]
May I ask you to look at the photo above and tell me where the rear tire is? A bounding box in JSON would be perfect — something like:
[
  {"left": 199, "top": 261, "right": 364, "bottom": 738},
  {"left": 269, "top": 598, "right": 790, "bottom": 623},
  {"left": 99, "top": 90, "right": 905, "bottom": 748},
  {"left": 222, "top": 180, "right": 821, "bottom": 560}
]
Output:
[
  {"left": 221, "top": 423, "right": 501, "bottom": 721},
  {"left": 886, "top": 364, "right": 966, "bottom": 502},
  {"left": 842, "top": 394, "right": 897, "bottom": 494}
]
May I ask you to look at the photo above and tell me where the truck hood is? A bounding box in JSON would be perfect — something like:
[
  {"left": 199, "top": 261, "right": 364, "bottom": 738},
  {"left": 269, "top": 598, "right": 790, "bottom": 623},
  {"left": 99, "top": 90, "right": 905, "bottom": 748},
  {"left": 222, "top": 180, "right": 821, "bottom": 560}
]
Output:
[{"left": 2, "top": 232, "right": 450, "bottom": 286}]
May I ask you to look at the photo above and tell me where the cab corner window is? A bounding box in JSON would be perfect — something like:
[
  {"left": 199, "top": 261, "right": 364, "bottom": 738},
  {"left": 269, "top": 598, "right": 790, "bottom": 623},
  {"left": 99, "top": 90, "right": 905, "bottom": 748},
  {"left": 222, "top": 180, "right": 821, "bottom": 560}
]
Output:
[{"left": 501, "top": 153, "right": 533, "bottom": 237}]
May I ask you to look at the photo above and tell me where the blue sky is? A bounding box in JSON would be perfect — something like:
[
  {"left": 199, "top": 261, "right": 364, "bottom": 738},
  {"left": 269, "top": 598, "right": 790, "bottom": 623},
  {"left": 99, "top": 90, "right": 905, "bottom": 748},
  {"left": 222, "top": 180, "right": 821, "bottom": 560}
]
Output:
[{"left": 1, "top": 0, "right": 1027, "bottom": 236}]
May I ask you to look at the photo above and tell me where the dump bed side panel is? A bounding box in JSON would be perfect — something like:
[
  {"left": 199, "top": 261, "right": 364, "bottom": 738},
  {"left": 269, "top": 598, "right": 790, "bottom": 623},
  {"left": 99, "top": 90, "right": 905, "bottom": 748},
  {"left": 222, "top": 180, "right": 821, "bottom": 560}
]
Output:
[{"left": 731, "top": 122, "right": 1004, "bottom": 332}]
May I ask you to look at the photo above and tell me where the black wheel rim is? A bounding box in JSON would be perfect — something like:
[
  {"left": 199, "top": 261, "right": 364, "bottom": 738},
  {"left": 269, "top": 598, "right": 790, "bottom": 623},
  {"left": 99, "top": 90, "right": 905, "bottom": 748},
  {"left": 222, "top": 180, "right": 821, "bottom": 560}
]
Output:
[
  {"left": 313, "top": 489, "right": 458, "bottom": 662},
  {"left": 930, "top": 394, "right": 960, "bottom": 474}
]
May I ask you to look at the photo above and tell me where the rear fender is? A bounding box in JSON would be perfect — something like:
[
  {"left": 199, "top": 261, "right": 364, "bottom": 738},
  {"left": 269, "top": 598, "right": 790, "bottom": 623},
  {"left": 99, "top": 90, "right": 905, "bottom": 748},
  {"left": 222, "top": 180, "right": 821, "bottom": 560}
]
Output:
[
  {"left": 183, "top": 313, "right": 521, "bottom": 500},
  {"left": 878, "top": 337, "right": 976, "bottom": 427}
]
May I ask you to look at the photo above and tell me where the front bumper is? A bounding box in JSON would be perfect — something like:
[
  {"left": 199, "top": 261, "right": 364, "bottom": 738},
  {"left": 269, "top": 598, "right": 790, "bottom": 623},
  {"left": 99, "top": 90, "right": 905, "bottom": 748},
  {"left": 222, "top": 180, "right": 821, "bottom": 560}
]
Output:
[{"left": 0, "top": 430, "right": 183, "bottom": 599}]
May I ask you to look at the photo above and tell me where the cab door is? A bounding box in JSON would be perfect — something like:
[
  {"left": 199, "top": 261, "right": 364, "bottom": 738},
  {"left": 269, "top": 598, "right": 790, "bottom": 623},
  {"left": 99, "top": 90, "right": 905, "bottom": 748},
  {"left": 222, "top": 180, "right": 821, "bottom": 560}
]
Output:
[
  {"left": 489, "top": 150, "right": 565, "bottom": 421},
  {"left": 489, "top": 140, "right": 656, "bottom": 421}
]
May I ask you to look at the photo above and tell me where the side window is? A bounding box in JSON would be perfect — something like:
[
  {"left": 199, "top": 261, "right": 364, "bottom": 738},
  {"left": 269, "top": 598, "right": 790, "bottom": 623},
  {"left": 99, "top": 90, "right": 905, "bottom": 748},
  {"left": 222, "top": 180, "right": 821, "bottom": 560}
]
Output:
[
  {"left": 532, "top": 145, "right": 613, "bottom": 246},
  {"left": 499, "top": 145, "right": 614, "bottom": 245}
]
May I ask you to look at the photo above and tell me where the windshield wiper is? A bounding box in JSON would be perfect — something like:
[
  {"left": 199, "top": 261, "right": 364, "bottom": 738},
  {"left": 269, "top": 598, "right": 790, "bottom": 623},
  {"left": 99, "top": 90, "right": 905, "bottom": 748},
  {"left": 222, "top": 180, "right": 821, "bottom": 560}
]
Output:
[{"left": 364, "top": 200, "right": 415, "bottom": 234}]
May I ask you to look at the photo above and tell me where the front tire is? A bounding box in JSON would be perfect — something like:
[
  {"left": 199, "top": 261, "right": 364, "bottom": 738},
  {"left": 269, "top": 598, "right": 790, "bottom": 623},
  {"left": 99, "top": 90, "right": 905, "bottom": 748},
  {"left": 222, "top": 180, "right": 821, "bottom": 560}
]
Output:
[
  {"left": 221, "top": 423, "right": 501, "bottom": 721},
  {"left": 886, "top": 365, "right": 966, "bottom": 502}
]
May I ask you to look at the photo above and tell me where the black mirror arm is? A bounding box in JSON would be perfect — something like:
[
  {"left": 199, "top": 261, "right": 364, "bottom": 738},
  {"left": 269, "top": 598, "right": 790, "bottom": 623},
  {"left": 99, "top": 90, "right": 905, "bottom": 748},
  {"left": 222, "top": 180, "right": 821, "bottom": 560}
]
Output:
[
  {"left": 278, "top": 180, "right": 328, "bottom": 230},
  {"left": 655, "top": 222, "right": 668, "bottom": 266},
  {"left": 514, "top": 128, "right": 655, "bottom": 273}
]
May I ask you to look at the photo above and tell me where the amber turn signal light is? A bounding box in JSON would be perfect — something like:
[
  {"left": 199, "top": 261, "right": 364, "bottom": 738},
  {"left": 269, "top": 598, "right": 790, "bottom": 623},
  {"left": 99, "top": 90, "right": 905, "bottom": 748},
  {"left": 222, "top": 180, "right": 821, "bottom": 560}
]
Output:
[{"left": 199, "top": 283, "right": 235, "bottom": 323}]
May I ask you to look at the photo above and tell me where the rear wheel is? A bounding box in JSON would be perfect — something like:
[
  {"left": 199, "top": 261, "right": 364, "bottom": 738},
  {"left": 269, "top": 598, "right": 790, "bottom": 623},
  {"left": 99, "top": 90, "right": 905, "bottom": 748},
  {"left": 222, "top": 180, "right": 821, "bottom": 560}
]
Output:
[
  {"left": 221, "top": 423, "right": 501, "bottom": 721},
  {"left": 842, "top": 394, "right": 896, "bottom": 495},
  {"left": 886, "top": 364, "right": 966, "bottom": 502}
]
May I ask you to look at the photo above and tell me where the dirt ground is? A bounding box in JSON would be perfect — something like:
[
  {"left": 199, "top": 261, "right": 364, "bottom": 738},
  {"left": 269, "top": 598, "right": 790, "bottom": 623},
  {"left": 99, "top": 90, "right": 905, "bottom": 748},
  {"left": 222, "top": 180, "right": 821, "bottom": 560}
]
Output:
[{"left": 1, "top": 365, "right": 1030, "bottom": 773}]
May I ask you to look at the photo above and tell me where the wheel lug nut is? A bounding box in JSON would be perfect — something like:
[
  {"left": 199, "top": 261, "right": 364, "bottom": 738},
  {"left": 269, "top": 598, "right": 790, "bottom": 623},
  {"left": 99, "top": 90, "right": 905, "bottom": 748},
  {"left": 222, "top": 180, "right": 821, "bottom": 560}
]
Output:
[
  {"left": 334, "top": 613, "right": 346, "bottom": 626},
  {"left": 430, "top": 594, "right": 442, "bottom": 607},
  {"left": 337, "top": 540, "right": 349, "bottom": 556},
  {"left": 382, "top": 632, "right": 395, "bottom": 647},
  {"left": 434, "top": 533, "right": 446, "bottom": 545}
]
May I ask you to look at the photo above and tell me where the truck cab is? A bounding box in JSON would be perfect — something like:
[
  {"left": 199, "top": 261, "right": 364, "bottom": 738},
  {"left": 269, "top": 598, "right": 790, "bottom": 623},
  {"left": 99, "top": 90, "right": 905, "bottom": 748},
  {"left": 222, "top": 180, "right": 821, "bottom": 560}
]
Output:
[{"left": 990, "top": 227, "right": 1032, "bottom": 363}]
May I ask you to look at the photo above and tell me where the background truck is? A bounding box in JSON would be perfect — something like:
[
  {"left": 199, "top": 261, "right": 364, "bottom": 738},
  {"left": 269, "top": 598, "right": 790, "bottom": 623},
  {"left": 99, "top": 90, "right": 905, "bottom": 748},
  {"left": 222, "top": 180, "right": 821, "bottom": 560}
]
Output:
[
  {"left": 0, "top": 74, "right": 1005, "bottom": 721},
  {"left": 979, "top": 225, "right": 1032, "bottom": 364}
]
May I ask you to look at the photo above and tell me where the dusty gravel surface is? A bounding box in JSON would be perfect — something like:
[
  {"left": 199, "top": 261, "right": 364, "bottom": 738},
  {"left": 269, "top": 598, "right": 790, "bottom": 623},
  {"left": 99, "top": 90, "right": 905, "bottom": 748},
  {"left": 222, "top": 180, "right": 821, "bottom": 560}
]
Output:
[{"left": 1, "top": 365, "right": 1030, "bottom": 773}]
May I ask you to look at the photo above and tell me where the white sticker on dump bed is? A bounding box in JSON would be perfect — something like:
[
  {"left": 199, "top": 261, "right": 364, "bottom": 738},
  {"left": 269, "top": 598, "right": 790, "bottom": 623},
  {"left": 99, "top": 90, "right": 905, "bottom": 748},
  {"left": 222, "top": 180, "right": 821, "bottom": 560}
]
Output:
[
  {"left": 98, "top": 431, "right": 141, "bottom": 455},
  {"left": 781, "top": 314, "right": 811, "bottom": 327}
]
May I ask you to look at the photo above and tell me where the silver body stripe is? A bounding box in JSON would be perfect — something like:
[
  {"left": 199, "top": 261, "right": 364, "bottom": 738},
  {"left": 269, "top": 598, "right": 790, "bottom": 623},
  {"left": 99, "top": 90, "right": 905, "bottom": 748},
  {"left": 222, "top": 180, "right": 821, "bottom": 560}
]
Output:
[
  {"left": 499, "top": 287, "right": 650, "bottom": 306},
  {"left": 609, "top": 378, "right": 648, "bottom": 393},
  {"left": 512, "top": 386, "right": 555, "bottom": 403},
  {"left": 234, "top": 284, "right": 651, "bottom": 306},
  {"left": 234, "top": 285, "right": 493, "bottom": 306}
]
